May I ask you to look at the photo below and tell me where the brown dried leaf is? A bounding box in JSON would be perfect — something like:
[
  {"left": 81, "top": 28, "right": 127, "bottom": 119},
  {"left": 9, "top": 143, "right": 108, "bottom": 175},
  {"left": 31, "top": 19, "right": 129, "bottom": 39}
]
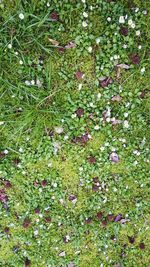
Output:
[{"left": 48, "top": 38, "right": 60, "bottom": 46}]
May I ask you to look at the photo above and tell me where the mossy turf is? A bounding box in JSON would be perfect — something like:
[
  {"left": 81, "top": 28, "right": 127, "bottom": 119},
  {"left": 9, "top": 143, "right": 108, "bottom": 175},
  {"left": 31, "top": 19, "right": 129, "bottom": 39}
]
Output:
[{"left": 0, "top": 0, "right": 150, "bottom": 267}]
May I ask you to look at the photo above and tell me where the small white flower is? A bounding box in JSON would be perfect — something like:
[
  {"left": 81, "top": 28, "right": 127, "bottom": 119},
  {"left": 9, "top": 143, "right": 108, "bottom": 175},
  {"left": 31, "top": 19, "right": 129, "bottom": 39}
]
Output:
[
  {"left": 53, "top": 182, "right": 57, "bottom": 188},
  {"left": 19, "top": 60, "right": 23, "bottom": 65},
  {"left": 25, "top": 80, "right": 31, "bottom": 86},
  {"left": 36, "top": 79, "right": 42, "bottom": 88},
  {"left": 19, "top": 147, "right": 23, "bottom": 153},
  {"left": 128, "top": 19, "right": 133, "bottom": 26},
  {"left": 97, "top": 93, "right": 101, "bottom": 99},
  {"left": 107, "top": 17, "right": 111, "bottom": 22},
  {"left": 94, "top": 125, "right": 100, "bottom": 130},
  {"left": 106, "top": 117, "right": 111, "bottom": 122},
  {"left": 0, "top": 121, "right": 4, "bottom": 125},
  {"left": 123, "top": 44, "right": 128, "bottom": 49},
  {"left": 88, "top": 46, "right": 92, "bottom": 53},
  {"left": 141, "top": 67, "right": 145, "bottom": 74},
  {"left": 90, "top": 6, "right": 93, "bottom": 10},
  {"left": 119, "top": 16, "right": 125, "bottom": 24},
  {"left": 83, "top": 12, "right": 88, "bottom": 18},
  {"left": 31, "top": 80, "right": 35, "bottom": 85},
  {"left": 47, "top": 2, "right": 50, "bottom": 7},
  {"left": 114, "top": 55, "right": 118, "bottom": 60},
  {"left": 123, "top": 120, "right": 129, "bottom": 128},
  {"left": 136, "top": 30, "right": 140, "bottom": 36},
  {"left": 15, "top": 51, "right": 19, "bottom": 55},
  {"left": 64, "top": 135, "right": 69, "bottom": 141},
  {"left": 34, "top": 230, "right": 38, "bottom": 236},
  {"left": 54, "top": 126, "right": 63, "bottom": 134},
  {"left": 19, "top": 13, "right": 24, "bottom": 20},
  {"left": 138, "top": 45, "right": 142, "bottom": 50},
  {"left": 135, "top": 8, "right": 139, "bottom": 13},
  {"left": 71, "top": 113, "right": 77, "bottom": 119},
  {"left": 96, "top": 37, "right": 101, "bottom": 44},
  {"left": 143, "top": 10, "right": 147, "bottom": 15},
  {"left": 8, "top": 43, "right": 12, "bottom": 49},
  {"left": 104, "top": 142, "right": 109, "bottom": 147},
  {"left": 4, "top": 149, "right": 9, "bottom": 154},
  {"left": 133, "top": 160, "right": 138, "bottom": 166},
  {"left": 110, "top": 56, "right": 113, "bottom": 61},
  {"left": 78, "top": 83, "right": 82, "bottom": 90},
  {"left": 81, "top": 0, "right": 86, "bottom": 2},
  {"left": 100, "top": 146, "right": 105, "bottom": 151},
  {"left": 82, "top": 21, "right": 88, "bottom": 27},
  {"left": 124, "top": 112, "right": 128, "bottom": 118},
  {"left": 131, "top": 22, "right": 135, "bottom": 29},
  {"left": 89, "top": 102, "right": 94, "bottom": 107},
  {"left": 59, "top": 251, "right": 65, "bottom": 257}
]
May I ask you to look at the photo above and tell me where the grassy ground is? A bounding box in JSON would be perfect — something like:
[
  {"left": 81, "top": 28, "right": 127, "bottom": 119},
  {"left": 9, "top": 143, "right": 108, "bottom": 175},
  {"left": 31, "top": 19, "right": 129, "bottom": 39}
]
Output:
[{"left": 0, "top": 0, "right": 150, "bottom": 266}]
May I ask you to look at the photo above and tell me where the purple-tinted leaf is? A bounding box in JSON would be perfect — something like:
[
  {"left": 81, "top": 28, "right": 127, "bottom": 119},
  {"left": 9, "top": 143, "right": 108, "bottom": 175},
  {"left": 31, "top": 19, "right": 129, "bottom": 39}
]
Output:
[
  {"left": 99, "top": 77, "right": 113, "bottom": 88},
  {"left": 65, "top": 42, "right": 76, "bottom": 49},
  {"left": 114, "top": 214, "right": 122, "bottom": 222},
  {"left": 109, "top": 152, "right": 120, "bottom": 163}
]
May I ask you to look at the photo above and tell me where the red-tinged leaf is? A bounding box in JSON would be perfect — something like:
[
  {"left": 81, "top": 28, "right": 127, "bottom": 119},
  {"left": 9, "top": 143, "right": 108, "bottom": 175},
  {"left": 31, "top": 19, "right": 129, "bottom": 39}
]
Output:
[
  {"left": 129, "top": 54, "right": 140, "bottom": 65},
  {"left": 101, "top": 219, "right": 107, "bottom": 226},
  {"left": 75, "top": 71, "right": 84, "bottom": 80},
  {"left": 99, "top": 77, "right": 113, "bottom": 88},
  {"left": 85, "top": 217, "right": 92, "bottom": 224},
  {"left": 45, "top": 217, "right": 51, "bottom": 223},
  {"left": 34, "top": 208, "right": 40, "bottom": 214},
  {"left": 23, "top": 218, "right": 30, "bottom": 228},
  {"left": 76, "top": 107, "right": 84, "bottom": 118},
  {"left": 25, "top": 258, "right": 31, "bottom": 267},
  {"left": 4, "top": 180, "right": 12, "bottom": 188},
  {"left": 119, "top": 27, "right": 129, "bottom": 36},
  {"left": 96, "top": 212, "right": 103, "bottom": 220},
  {"left": 4, "top": 227, "right": 9, "bottom": 233},
  {"left": 107, "top": 214, "right": 115, "bottom": 221},
  {"left": 50, "top": 11, "right": 59, "bottom": 21},
  {"left": 128, "top": 236, "right": 135, "bottom": 244},
  {"left": 58, "top": 47, "right": 65, "bottom": 53},
  {"left": 41, "top": 180, "right": 47, "bottom": 187},
  {"left": 88, "top": 156, "right": 96, "bottom": 164},
  {"left": 139, "top": 242, "right": 145, "bottom": 249}
]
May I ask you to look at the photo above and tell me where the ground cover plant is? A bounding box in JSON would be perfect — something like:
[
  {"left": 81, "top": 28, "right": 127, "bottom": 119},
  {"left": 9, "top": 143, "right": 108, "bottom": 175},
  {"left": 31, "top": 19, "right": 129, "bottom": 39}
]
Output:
[{"left": 0, "top": 0, "right": 150, "bottom": 266}]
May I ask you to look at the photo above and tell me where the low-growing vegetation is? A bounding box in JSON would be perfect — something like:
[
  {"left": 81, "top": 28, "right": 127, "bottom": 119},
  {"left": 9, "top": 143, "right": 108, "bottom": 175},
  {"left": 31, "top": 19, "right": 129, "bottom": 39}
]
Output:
[{"left": 0, "top": 0, "right": 150, "bottom": 266}]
